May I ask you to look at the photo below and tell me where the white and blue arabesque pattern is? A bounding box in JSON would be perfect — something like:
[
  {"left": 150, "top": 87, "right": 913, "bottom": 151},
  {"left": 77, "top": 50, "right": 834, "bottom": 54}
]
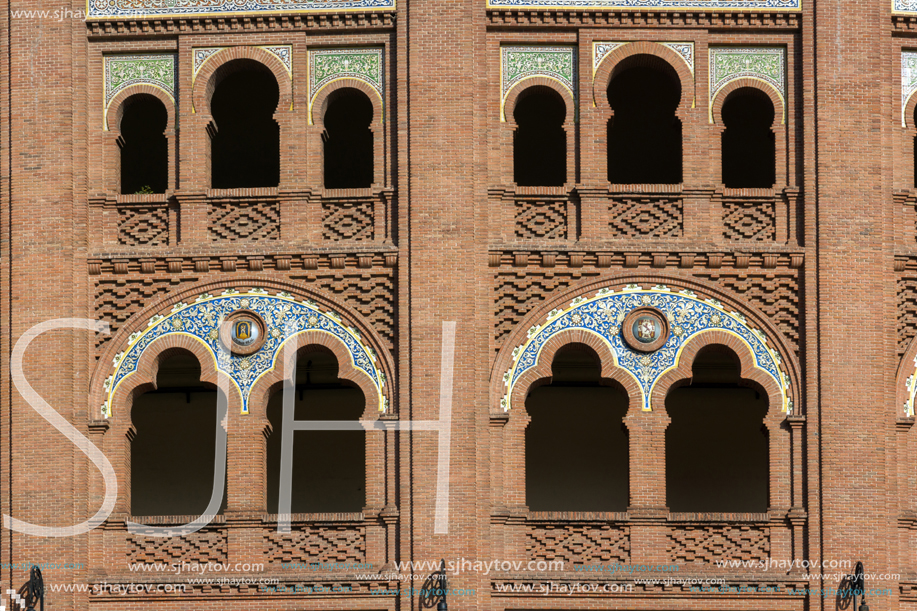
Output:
[
  {"left": 502, "top": 286, "right": 791, "bottom": 413},
  {"left": 102, "top": 290, "right": 386, "bottom": 417},
  {"left": 488, "top": 0, "right": 798, "bottom": 10}
]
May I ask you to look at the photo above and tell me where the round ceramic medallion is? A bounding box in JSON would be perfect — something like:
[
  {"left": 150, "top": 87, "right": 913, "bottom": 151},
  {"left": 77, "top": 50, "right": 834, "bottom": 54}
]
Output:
[
  {"left": 220, "top": 310, "right": 267, "bottom": 356},
  {"left": 622, "top": 307, "right": 670, "bottom": 353}
]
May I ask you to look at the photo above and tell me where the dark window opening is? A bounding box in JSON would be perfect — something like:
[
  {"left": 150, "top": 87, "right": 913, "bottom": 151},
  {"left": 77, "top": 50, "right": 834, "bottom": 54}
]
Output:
[
  {"left": 323, "top": 89, "right": 374, "bottom": 189},
  {"left": 721, "top": 88, "right": 776, "bottom": 188},
  {"left": 666, "top": 346, "right": 769, "bottom": 513},
  {"left": 266, "top": 347, "right": 366, "bottom": 514},
  {"left": 211, "top": 60, "right": 280, "bottom": 189},
  {"left": 526, "top": 344, "right": 629, "bottom": 512},
  {"left": 131, "top": 352, "right": 227, "bottom": 516},
  {"left": 513, "top": 87, "right": 567, "bottom": 187},
  {"left": 913, "top": 107, "right": 917, "bottom": 189},
  {"left": 120, "top": 94, "right": 168, "bottom": 195},
  {"left": 607, "top": 56, "right": 683, "bottom": 184}
]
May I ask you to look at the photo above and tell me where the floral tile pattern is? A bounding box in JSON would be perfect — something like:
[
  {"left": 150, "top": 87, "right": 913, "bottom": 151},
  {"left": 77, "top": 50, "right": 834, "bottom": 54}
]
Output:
[
  {"left": 488, "top": 0, "right": 799, "bottom": 9},
  {"left": 903, "top": 51, "right": 917, "bottom": 127},
  {"left": 308, "top": 47, "right": 384, "bottom": 123},
  {"left": 501, "top": 286, "right": 791, "bottom": 414},
  {"left": 709, "top": 46, "right": 785, "bottom": 123},
  {"left": 89, "top": 0, "right": 395, "bottom": 21},
  {"left": 501, "top": 46, "right": 576, "bottom": 121},
  {"left": 102, "top": 291, "right": 387, "bottom": 417},
  {"left": 104, "top": 54, "right": 176, "bottom": 128}
]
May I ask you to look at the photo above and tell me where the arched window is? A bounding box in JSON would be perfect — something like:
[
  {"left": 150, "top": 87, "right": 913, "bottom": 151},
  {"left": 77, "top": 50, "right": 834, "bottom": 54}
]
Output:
[
  {"left": 266, "top": 347, "right": 366, "bottom": 513},
  {"left": 666, "top": 346, "right": 768, "bottom": 513},
  {"left": 131, "top": 352, "right": 227, "bottom": 516},
  {"left": 211, "top": 60, "right": 280, "bottom": 189},
  {"left": 721, "top": 88, "right": 776, "bottom": 188},
  {"left": 323, "top": 89, "right": 374, "bottom": 189},
  {"left": 525, "top": 344, "right": 629, "bottom": 512},
  {"left": 513, "top": 87, "right": 567, "bottom": 187},
  {"left": 607, "top": 56, "right": 682, "bottom": 184},
  {"left": 120, "top": 94, "right": 168, "bottom": 194}
]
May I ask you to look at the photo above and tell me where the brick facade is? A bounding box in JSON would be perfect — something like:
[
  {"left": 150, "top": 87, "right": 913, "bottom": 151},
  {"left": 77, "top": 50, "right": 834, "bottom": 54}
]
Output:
[{"left": 0, "top": 0, "right": 911, "bottom": 609}]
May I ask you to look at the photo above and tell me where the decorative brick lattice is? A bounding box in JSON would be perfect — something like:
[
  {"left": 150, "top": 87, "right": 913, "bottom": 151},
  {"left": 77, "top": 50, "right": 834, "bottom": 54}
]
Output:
[
  {"left": 697, "top": 273, "right": 800, "bottom": 357},
  {"left": 209, "top": 200, "right": 280, "bottom": 242},
  {"left": 899, "top": 278, "right": 917, "bottom": 357},
  {"left": 322, "top": 199, "right": 375, "bottom": 241},
  {"left": 515, "top": 199, "right": 567, "bottom": 239},
  {"left": 94, "top": 276, "right": 199, "bottom": 358},
  {"left": 294, "top": 272, "right": 396, "bottom": 350},
  {"left": 527, "top": 524, "right": 630, "bottom": 565},
  {"left": 609, "top": 197, "right": 683, "bottom": 237},
  {"left": 265, "top": 525, "right": 365, "bottom": 564},
  {"left": 668, "top": 525, "right": 769, "bottom": 564},
  {"left": 118, "top": 206, "right": 169, "bottom": 246},
  {"left": 129, "top": 529, "right": 227, "bottom": 564},
  {"left": 495, "top": 271, "right": 601, "bottom": 352},
  {"left": 723, "top": 200, "right": 777, "bottom": 241}
]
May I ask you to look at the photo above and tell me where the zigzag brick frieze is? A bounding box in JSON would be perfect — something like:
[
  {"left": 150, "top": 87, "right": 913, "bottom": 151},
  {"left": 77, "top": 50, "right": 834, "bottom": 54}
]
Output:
[
  {"left": 899, "top": 277, "right": 917, "bottom": 357},
  {"left": 668, "top": 525, "right": 769, "bottom": 564},
  {"left": 527, "top": 524, "right": 630, "bottom": 565}
]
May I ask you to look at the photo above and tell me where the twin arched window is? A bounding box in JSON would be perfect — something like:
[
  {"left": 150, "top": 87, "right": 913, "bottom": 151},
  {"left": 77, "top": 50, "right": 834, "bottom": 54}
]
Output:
[
  {"left": 130, "top": 349, "right": 366, "bottom": 517},
  {"left": 510, "top": 54, "right": 778, "bottom": 189},
  {"left": 525, "top": 343, "right": 769, "bottom": 513},
  {"left": 117, "top": 60, "right": 377, "bottom": 194}
]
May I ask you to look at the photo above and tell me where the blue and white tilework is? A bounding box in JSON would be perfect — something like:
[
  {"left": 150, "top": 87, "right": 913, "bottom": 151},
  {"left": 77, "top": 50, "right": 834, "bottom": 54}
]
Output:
[
  {"left": 101, "top": 290, "right": 387, "bottom": 418},
  {"left": 488, "top": 0, "right": 798, "bottom": 10},
  {"left": 501, "top": 286, "right": 792, "bottom": 414},
  {"left": 89, "top": 0, "right": 395, "bottom": 21}
]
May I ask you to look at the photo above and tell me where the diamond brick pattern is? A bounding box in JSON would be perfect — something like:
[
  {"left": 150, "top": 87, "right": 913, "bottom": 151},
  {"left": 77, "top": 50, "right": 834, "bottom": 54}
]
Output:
[
  {"left": 209, "top": 200, "right": 280, "bottom": 242},
  {"left": 119, "top": 206, "right": 169, "bottom": 246},
  {"left": 527, "top": 524, "right": 630, "bottom": 565},
  {"left": 609, "top": 196, "right": 683, "bottom": 237},
  {"left": 322, "top": 199, "right": 375, "bottom": 241},
  {"left": 515, "top": 199, "right": 567, "bottom": 239},
  {"left": 265, "top": 526, "right": 366, "bottom": 564},
  {"left": 723, "top": 200, "right": 777, "bottom": 241},
  {"left": 129, "top": 529, "right": 227, "bottom": 564},
  {"left": 668, "top": 525, "right": 769, "bottom": 564}
]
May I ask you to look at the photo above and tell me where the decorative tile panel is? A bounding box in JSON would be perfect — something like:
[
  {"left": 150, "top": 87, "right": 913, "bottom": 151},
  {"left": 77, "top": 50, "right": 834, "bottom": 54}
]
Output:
[
  {"left": 102, "top": 291, "right": 387, "bottom": 417},
  {"left": 89, "top": 0, "right": 394, "bottom": 20},
  {"left": 593, "top": 42, "right": 627, "bottom": 74},
  {"left": 709, "top": 46, "right": 785, "bottom": 123},
  {"left": 262, "top": 45, "right": 293, "bottom": 76},
  {"left": 489, "top": 0, "right": 799, "bottom": 9},
  {"left": 501, "top": 286, "right": 792, "bottom": 413},
  {"left": 897, "top": 0, "right": 917, "bottom": 13},
  {"left": 104, "top": 54, "right": 176, "bottom": 129},
  {"left": 662, "top": 42, "right": 695, "bottom": 75},
  {"left": 501, "top": 46, "right": 576, "bottom": 122},
  {"left": 309, "top": 48, "right": 384, "bottom": 124},
  {"left": 903, "top": 51, "right": 917, "bottom": 127}
]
